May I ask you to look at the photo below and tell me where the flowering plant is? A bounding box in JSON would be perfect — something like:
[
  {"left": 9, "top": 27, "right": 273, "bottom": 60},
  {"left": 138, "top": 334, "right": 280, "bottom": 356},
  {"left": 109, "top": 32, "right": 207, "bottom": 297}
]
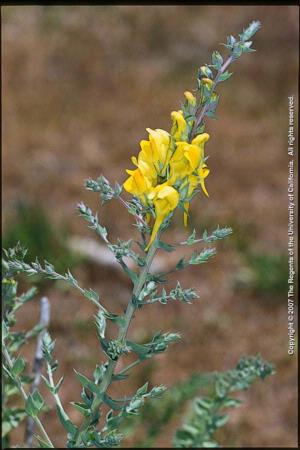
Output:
[{"left": 2, "top": 20, "right": 274, "bottom": 449}]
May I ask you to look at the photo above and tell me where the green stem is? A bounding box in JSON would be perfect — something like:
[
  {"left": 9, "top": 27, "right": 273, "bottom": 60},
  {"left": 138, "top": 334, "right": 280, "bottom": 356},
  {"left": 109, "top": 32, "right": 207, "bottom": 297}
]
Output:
[
  {"left": 74, "top": 235, "right": 160, "bottom": 447},
  {"left": 46, "top": 361, "right": 72, "bottom": 425},
  {"left": 2, "top": 346, "right": 54, "bottom": 448},
  {"left": 117, "top": 358, "right": 141, "bottom": 376},
  {"left": 190, "top": 54, "right": 234, "bottom": 140}
]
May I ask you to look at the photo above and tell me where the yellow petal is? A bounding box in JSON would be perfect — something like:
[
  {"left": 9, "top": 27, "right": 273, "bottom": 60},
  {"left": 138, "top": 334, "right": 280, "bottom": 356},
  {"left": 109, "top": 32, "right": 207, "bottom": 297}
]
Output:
[
  {"left": 191, "top": 133, "right": 210, "bottom": 147},
  {"left": 145, "top": 185, "right": 179, "bottom": 251},
  {"left": 184, "top": 91, "right": 196, "bottom": 106},
  {"left": 143, "top": 128, "right": 171, "bottom": 176},
  {"left": 184, "top": 145, "right": 201, "bottom": 172},
  {"left": 169, "top": 142, "right": 202, "bottom": 184},
  {"left": 200, "top": 178, "right": 209, "bottom": 197},
  {"left": 138, "top": 139, "right": 158, "bottom": 183},
  {"left": 123, "top": 168, "right": 151, "bottom": 197},
  {"left": 199, "top": 164, "right": 210, "bottom": 179},
  {"left": 183, "top": 202, "right": 189, "bottom": 227},
  {"left": 145, "top": 214, "right": 164, "bottom": 252},
  {"left": 198, "top": 164, "right": 210, "bottom": 197},
  {"left": 123, "top": 176, "right": 134, "bottom": 192},
  {"left": 201, "top": 78, "right": 214, "bottom": 88},
  {"left": 171, "top": 111, "right": 187, "bottom": 141},
  {"left": 155, "top": 128, "right": 170, "bottom": 144},
  {"left": 140, "top": 139, "right": 151, "bottom": 154}
]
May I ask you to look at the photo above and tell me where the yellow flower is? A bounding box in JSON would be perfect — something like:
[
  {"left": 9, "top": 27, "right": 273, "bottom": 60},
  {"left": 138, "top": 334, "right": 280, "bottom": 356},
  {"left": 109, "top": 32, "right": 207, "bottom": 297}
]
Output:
[
  {"left": 198, "top": 163, "right": 210, "bottom": 197},
  {"left": 200, "top": 78, "right": 214, "bottom": 104},
  {"left": 182, "top": 163, "right": 210, "bottom": 226},
  {"left": 171, "top": 110, "right": 188, "bottom": 141},
  {"left": 183, "top": 174, "right": 198, "bottom": 227},
  {"left": 132, "top": 140, "right": 157, "bottom": 185},
  {"left": 184, "top": 91, "right": 196, "bottom": 106},
  {"left": 146, "top": 128, "right": 171, "bottom": 175},
  {"left": 145, "top": 184, "right": 179, "bottom": 251},
  {"left": 191, "top": 133, "right": 210, "bottom": 149},
  {"left": 168, "top": 132, "right": 209, "bottom": 226},
  {"left": 199, "top": 65, "right": 213, "bottom": 79},
  {"left": 201, "top": 78, "right": 214, "bottom": 89},
  {"left": 169, "top": 142, "right": 201, "bottom": 184},
  {"left": 168, "top": 133, "right": 209, "bottom": 185},
  {"left": 123, "top": 167, "right": 152, "bottom": 201},
  {"left": 131, "top": 128, "right": 171, "bottom": 183}
]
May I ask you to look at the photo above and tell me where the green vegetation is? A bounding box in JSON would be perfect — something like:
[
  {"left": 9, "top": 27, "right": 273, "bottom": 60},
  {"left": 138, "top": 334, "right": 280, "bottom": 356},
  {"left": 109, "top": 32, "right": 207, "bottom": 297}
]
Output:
[{"left": 3, "top": 202, "right": 80, "bottom": 275}]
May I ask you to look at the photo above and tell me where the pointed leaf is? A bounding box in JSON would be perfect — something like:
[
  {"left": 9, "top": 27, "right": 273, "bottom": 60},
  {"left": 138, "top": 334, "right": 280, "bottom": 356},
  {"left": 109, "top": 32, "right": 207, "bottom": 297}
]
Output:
[{"left": 74, "top": 370, "right": 101, "bottom": 395}]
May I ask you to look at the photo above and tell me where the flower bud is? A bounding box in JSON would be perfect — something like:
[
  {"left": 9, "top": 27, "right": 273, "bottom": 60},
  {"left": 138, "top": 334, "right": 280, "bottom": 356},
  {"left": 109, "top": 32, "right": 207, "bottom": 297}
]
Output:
[
  {"left": 184, "top": 91, "right": 196, "bottom": 106},
  {"left": 201, "top": 78, "right": 214, "bottom": 89},
  {"left": 199, "top": 65, "right": 213, "bottom": 79}
]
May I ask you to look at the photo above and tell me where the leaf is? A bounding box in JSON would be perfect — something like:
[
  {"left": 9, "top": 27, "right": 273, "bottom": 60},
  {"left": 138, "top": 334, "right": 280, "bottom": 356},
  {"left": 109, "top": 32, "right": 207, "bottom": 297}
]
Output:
[
  {"left": 214, "top": 413, "right": 229, "bottom": 428},
  {"left": 139, "top": 281, "right": 157, "bottom": 302},
  {"left": 95, "top": 310, "right": 106, "bottom": 339},
  {"left": 83, "top": 289, "right": 101, "bottom": 307},
  {"left": 104, "top": 311, "right": 127, "bottom": 330},
  {"left": 189, "top": 248, "right": 217, "bottom": 265},
  {"left": 2, "top": 408, "right": 26, "bottom": 436},
  {"left": 56, "top": 404, "right": 77, "bottom": 435},
  {"left": 241, "top": 42, "right": 256, "bottom": 53},
  {"left": 93, "top": 364, "right": 106, "bottom": 384},
  {"left": 70, "top": 401, "right": 91, "bottom": 417},
  {"left": 114, "top": 182, "right": 123, "bottom": 196},
  {"left": 112, "top": 373, "right": 129, "bottom": 382},
  {"left": 126, "top": 341, "right": 150, "bottom": 360},
  {"left": 211, "top": 50, "right": 223, "bottom": 69},
  {"left": 2, "top": 321, "right": 9, "bottom": 341},
  {"left": 54, "top": 376, "right": 64, "bottom": 394},
  {"left": 186, "top": 229, "right": 196, "bottom": 245},
  {"left": 157, "top": 241, "right": 176, "bottom": 252},
  {"left": 239, "top": 20, "right": 261, "bottom": 41},
  {"left": 176, "top": 258, "right": 186, "bottom": 270},
  {"left": 122, "top": 265, "right": 139, "bottom": 285},
  {"left": 223, "top": 397, "right": 242, "bottom": 408},
  {"left": 41, "top": 374, "right": 55, "bottom": 394},
  {"left": 35, "top": 434, "right": 53, "bottom": 448},
  {"left": 11, "top": 356, "right": 25, "bottom": 376},
  {"left": 232, "top": 44, "right": 243, "bottom": 59},
  {"left": 42, "top": 332, "right": 55, "bottom": 363},
  {"left": 25, "top": 390, "right": 44, "bottom": 417},
  {"left": 218, "top": 71, "right": 233, "bottom": 82},
  {"left": 74, "top": 369, "right": 100, "bottom": 395},
  {"left": 18, "top": 286, "right": 38, "bottom": 304},
  {"left": 197, "top": 397, "right": 214, "bottom": 410},
  {"left": 103, "top": 394, "right": 125, "bottom": 411},
  {"left": 149, "top": 385, "right": 166, "bottom": 398},
  {"left": 206, "top": 111, "right": 217, "bottom": 119},
  {"left": 227, "top": 35, "right": 236, "bottom": 47},
  {"left": 136, "top": 382, "right": 149, "bottom": 396}
]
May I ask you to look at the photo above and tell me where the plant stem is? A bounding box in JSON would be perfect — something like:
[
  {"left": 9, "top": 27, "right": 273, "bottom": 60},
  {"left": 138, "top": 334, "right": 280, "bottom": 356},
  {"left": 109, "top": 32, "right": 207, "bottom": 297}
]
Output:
[
  {"left": 46, "top": 361, "right": 72, "bottom": 426},
  {"left": 117, "top": 358, "right": 141, "bottom": 376},
  {"left": 25, "top": 297, "right": 50, "bottom": 448},
  {"left": 74, "top": 235, "right": 160, "bottom": 447},
  {"left": 190, "top": 54, "right": 234, "bottom": 140},
  {"left": 2, "top": 346, "right": 54, "bottom": 448},
  {"left": 142, "top": 295, "right": 173, "bottom": 305}
]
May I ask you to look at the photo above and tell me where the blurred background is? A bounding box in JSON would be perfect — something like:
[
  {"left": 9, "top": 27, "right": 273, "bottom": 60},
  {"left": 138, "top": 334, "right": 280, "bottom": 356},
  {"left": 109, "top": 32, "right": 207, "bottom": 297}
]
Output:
[{"left": 2, "top": 5, "right": 298, "bottom": 447}]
